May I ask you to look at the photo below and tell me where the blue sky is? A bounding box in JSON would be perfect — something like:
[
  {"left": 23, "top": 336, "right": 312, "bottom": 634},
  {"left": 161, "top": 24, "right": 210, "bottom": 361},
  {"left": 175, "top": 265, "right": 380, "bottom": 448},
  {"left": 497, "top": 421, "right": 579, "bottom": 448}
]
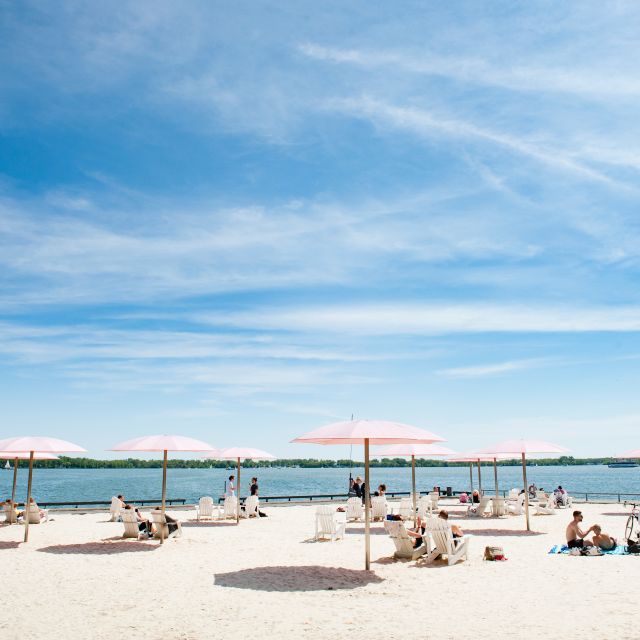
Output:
[{"left": 1, "top": 2, "right": 640, "bottom": 458}]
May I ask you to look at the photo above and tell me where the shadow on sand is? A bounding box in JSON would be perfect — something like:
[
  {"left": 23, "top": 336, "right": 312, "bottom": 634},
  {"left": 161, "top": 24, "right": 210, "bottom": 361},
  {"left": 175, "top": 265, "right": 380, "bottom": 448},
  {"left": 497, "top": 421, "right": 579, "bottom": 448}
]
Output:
[
  {"left": 463, "top": 528, "right": 546, "bottom": 537},
  {"left": 345, "top": 526, "right": 388, "bottom": 536},
  {"left": 214, "top": 565, "right": 383, "bottom": 592},
  {"left": 182, "top": 520, "right": 238, "bottom": 528},
  {"left": 0, "top": 541, "right": 21, "bottom": 550},
  {"left": 37, "top": 540, "right": 159, "bottom": 555}
]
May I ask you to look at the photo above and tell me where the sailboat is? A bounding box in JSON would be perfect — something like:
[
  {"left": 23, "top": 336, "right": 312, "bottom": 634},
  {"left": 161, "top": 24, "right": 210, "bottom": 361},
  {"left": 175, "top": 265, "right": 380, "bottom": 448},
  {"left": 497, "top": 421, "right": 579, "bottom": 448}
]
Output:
[{"left": 4, "top": 461, "right": 11, "bottom": 471}]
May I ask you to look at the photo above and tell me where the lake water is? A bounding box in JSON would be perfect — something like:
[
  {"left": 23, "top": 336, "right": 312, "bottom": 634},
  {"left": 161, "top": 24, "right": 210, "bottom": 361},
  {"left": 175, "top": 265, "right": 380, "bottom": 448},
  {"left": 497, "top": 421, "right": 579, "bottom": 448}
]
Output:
[{"left": 2, "top": 465, "right": 640, "bottom": 504}]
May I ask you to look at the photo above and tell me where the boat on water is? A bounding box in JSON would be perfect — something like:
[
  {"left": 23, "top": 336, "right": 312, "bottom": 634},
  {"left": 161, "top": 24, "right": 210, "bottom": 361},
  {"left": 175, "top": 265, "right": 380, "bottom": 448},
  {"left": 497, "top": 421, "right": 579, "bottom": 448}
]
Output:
[
  {"left": 608, "top": 461, "right": 639, "bottom": 468},
  {"left": 4, "top": 461, "right": 11, "bottom": 471}
]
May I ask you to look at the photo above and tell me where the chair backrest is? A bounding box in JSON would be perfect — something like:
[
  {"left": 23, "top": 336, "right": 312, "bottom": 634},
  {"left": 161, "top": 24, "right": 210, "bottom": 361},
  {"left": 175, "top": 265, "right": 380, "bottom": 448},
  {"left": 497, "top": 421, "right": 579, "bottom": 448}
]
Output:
[
  {"left": 426, "top": 517, "right": 454, "bottom": 554},
  {"left": 25, "top": 503, "right": 42, "bottom": 524},
  {"left": 397, "top": 497, "right": 414, "bottom": 519},
  {"left": 535, "top": 490, "right": 546, "bottom": 501},
  {"left": 346, "top": 496, "right": 363, "bottom": 519},
  {"left": 428, "top": 492, "right": 439, "bottom": 507},
  {"left": 3, "top": 503, "right": 17, "bottom": 524},
  {"left": 198, "top": 496, "right": 214, "bottom": 516},
  {"left": 478, "top": 495, "right": 491, "bottom": 512},
  {"left": 122, "top": 509, "right": 141, "bottom": 537},
  {"left": 244, "top": 495, "right": 259, "bottom": 516},
  {"left": 545, "top": 495, "right": 555, "bottom": 509},
  {"left": 223, "top": 495, "right": 237, "bottom": 517},
  {"left": 371, "top": 496, "right": 388, "bottom": 518},
  {"left": 315, "top": 505, "right": 338, "bottom": 534},
  {"left": 110, "top": 496, "right": 122, "bottom": 514}
]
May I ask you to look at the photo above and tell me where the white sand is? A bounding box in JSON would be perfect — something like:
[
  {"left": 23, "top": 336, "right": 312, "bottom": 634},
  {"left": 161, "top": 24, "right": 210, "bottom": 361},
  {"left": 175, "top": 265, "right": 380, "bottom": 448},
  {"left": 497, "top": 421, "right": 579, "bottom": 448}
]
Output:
[{"left": 1, "top": 500, "right": 638, "bottom": 640}]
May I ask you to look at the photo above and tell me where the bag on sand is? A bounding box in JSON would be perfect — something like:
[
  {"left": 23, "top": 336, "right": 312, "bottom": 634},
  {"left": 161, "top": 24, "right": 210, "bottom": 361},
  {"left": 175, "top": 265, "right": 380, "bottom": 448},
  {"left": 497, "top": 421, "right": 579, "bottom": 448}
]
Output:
[
  {"left": 483, "top": 546, "right": 507, "bottom": 561},
  {"left": 627, "top": 542, "right": 640, "bottom": 554}
]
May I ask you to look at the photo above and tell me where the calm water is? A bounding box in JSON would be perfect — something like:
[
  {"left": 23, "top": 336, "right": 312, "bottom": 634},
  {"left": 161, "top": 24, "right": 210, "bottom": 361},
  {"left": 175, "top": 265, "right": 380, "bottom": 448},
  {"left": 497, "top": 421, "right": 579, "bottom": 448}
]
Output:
[{"left": 2, "top": 465, "right": 639, "bottom": 504}]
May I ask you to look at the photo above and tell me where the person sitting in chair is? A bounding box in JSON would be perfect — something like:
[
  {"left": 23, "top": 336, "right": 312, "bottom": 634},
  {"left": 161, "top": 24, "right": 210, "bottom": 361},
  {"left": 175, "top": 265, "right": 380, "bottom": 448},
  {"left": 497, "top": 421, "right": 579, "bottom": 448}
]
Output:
[{"left": 439, "top": 510, "right": 464, "bottom": 538}]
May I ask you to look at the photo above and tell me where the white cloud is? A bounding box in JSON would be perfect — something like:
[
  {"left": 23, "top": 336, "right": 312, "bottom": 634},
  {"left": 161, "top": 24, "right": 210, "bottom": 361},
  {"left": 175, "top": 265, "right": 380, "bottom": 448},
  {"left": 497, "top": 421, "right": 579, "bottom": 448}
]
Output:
[{"left": 437, "top": 358, "right": 552, "bottom": 378}]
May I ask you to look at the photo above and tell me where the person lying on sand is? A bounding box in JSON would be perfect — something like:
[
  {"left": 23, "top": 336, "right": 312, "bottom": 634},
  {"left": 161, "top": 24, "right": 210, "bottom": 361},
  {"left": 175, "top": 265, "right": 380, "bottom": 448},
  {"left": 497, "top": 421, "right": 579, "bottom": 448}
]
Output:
[
  {"left": 591, "top": 525, "right": 616, "bottom": 551},
  {"left": 566, "top": 510, "right": 594, "bottom": 548}
]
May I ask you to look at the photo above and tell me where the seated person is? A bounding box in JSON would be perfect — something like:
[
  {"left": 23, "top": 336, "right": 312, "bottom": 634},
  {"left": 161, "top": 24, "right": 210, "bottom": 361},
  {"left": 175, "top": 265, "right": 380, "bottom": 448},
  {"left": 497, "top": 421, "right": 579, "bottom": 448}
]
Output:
[
  {"left": 125, "top": 505, "right": 154, "bottom": 536},
  {"left": 554, "top": 486, "right": 568, "bottom": 506},
  {"left": 377, "top": 484, "right": 386, "bottom": 497},
  {"left": 591, "top": 524, "right": 616, "bottom": 550},
  {"left": 27, "top": 497, "right": 46, "bottom": 519},
  {"left": 566, "top": 510, "right": 593, "bottom": 549},
  {"left": 438, "top": 510, "right": 464, "bottom": 538},
  {"left": 528, "top": 483, "right": 537, "bottom": 498},
  {"left": 471, "top": 490, "right": 481, "bottom": 504},
  {"left": 153, "top": 507, "right": 179, "bottom": 535},
  {"left": 459, "top": 492, "right": 469, "bottom": 504}
]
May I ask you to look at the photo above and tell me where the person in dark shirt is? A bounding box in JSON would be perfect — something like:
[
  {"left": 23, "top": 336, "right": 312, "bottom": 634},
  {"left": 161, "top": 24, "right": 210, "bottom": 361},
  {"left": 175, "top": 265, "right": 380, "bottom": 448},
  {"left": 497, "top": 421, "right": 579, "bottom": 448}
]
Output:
[{"left": 250, "top": 478, "right": 258, "bottom": 496}]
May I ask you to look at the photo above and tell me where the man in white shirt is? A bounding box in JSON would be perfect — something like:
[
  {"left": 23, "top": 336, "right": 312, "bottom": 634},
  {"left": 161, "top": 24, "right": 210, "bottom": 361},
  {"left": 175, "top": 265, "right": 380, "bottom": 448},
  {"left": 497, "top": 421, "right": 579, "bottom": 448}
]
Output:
[{"left": 226, "top": 475, "right": 235, "bottom": 497}]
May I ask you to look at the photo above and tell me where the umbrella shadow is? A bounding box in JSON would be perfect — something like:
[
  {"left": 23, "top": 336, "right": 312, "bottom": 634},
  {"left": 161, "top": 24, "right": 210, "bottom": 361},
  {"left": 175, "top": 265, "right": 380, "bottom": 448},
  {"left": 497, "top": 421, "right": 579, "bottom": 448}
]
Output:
[
  {"left": 37, "top": 540, "right": 159, "bottom": 555},
  {"left": 599, "top": 512, "right": 630, "bottom": 517},
  {"left": 214, "top": 565, "right": 383, "bottom": 592},
  {"left": 0, "top": 541, "right": 21, "bottom": 550},
  {"left": 346, "top": 526, "right": 389, "bottom": 536},
  {"left": 462, "top": 528, "right": 546, "bottom": 537},
  {"left": 182, "top": 520, "right": 238, "bottom": 528}
]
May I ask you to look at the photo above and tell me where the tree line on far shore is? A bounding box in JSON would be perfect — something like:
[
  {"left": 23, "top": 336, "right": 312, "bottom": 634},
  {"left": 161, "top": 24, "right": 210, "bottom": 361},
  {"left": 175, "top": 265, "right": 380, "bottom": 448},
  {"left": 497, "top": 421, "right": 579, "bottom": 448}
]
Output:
[{"left": 6, "top": 455, "right": 617, "bottom": 469}]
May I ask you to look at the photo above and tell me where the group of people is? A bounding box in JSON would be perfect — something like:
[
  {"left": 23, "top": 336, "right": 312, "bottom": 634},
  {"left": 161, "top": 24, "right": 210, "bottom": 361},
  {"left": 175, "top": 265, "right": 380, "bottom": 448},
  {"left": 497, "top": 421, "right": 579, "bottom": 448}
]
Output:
[
  {"left": 349, "top": 477, "right": 390, "bottom": 504},
  {"left": 114, "top": 494, "right": 179, "bottom": 537},
  {"left": 224, "top": 475, "right": 259, "bottom": 498},
  {"left": 566, "top": 510, "right": 617, "bottom": 550},
  {"left": 1, "top": 496, "right": 46, "bottom": 522}
]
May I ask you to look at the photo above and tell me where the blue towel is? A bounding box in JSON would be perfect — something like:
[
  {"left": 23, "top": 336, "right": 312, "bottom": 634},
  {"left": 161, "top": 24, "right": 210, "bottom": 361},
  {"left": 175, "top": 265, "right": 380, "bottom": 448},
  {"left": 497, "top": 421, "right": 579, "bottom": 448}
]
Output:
[{"left": 548, "top": 544, "right": 631, "bottom": 556}]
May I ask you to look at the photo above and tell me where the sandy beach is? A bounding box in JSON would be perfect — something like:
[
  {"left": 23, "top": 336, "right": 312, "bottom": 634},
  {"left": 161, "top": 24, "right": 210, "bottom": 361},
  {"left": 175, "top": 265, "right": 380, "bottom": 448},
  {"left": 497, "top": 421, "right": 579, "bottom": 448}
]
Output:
[{"left": 1, "top": 500, "right": 638, "bottom": 640}]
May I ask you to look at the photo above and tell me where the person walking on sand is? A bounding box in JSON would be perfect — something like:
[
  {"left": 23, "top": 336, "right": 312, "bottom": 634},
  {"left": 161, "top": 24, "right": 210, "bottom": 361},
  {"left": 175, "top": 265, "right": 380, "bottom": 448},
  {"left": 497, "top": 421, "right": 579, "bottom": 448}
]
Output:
[
  {"left": 226, "top": 475, "right": 235, "bottom": 497},
  {"left": 566, "top": 510, "right": 594, "bottom": 549}
]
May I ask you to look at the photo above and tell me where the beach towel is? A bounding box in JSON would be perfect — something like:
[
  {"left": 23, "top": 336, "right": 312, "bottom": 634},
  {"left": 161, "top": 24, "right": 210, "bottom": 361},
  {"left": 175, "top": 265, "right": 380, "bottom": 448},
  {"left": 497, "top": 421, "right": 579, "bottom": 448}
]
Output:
[{"left": 548, "top": 544, "right": 631, "bottom": 556}]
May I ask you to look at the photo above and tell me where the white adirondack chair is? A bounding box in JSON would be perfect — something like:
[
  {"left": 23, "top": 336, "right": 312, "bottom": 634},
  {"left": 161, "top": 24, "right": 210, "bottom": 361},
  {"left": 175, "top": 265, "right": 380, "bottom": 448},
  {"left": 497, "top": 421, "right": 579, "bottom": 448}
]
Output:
[
  {"left": 535, "top": 494, "right": 556, "bottom": 515},
  {"left": 223, "top": 495, "right": 238, "bottom": 519},
  {"left": 345, "top": 496, "right": 363, "bottom": 522},
  {"left": 122, "top": 509, "right": 145, "bottom": 539},
  {"left": 314, "top": 505, "right": 346, "bottom": 541},
  {"left": 242, "top": 495, "right": 260, "bottom": 518},
  {"left": 196, "top": 496, "right": 218, "bottom": 521},
  {"left": 417, "top": 495, "right": 434, "bottom": 520},
  {"left": 371, "top": 496, "right": 388, "bottom": 521},
  {"left": 507, "top": 493, "right": 526, "bottom": 515},
  {"left": 24, "top": 502, "right": 48, "bottom": 524},
  {"left": 3, "top": 503, "right": 18, "bottom": 524},
  {"left": 109, "top": 496, "right": 123, "bottom": 522},
  {"left": 151, "top": 510, "right": 182, "bottom": 539},
  {"left": 535, "top": 490, "right": 547, "bottom": 503},
  {"left": 466, "top": 495, "right": 491, "bottom": 518},
  {"left": 424, "top": 518, "right": 470, "bottom": 566},
  {"left": 556, "top": 493, "right": 573, "bottom": 508},
  {"left": 384, "top": 520, "right": 428, "bottom": 560},
  {"left": 397, "top": 497, "right": 415, "bottom": 520},
  {"left": 507, "top": 488, "right": 519, "bottom": 502},
  {"left": 428, "top": 491, "right": 439, "bottom": 510}
]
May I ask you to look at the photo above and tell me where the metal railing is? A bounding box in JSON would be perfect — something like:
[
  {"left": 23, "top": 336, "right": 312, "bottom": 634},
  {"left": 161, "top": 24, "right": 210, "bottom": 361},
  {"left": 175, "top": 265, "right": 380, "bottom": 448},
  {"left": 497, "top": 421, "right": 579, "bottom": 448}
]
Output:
[{"left": 37, "top": 498, "right": 187, "bottom": 509}]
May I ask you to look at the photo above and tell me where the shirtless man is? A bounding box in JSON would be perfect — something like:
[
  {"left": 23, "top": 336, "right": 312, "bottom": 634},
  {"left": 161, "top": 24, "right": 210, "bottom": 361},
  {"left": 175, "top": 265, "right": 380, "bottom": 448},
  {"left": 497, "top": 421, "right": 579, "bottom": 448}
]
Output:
[
  {"left": 566, "top": 510, "right": 594, "bottom": 549},
  {"left": 591, "top": 524, "right": 616, "bottom": 550}
]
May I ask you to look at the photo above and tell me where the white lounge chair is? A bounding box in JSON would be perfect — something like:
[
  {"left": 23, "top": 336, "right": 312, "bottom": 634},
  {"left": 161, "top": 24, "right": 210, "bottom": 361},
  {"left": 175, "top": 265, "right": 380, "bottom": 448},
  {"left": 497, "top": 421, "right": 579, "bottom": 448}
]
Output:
[
  {"left": 151, "top": 510, "right": 182, "bottom": 539},
  {"left": 466, "top": 495, "right": 491, "bottom": 518},
  {"left": 345, "top": 496, "right": 363, "bottom": 522},
  {"left": 535, "top": 494, "right": 556, "bottom": 515},
  {"left": 196, "top": 496, "right": 219, "bottom": 521},
  {"left": 507, "top": 494, "right": 526, "bottom": 515},
  {"left": 417, "top": 495, "right": 434, "bottom": 520},
  {"left": 371, "top": 496, "right": 388, "bottom": 521},
  {"left": 223, "top": 495, "right": 238, "bottom": 519},
  {"left": 424, "top": 518, "right": 470, "bottom": 566},
  {"left": 397, "top": 497, "right": 415, "bottom": 520},
  {"left": 3, "top": 503, "right": 18, "bottom": 524},
  {"left": 314, "top": 505, "right": 346, "bottom": 541},
  {"left": 110, "top": 496, "right": 123, "bottom": 522},
  {"left": 242, "top": 495, "right": 260, "bottom": 519},
  {"left": 555, "top": 493, "right": 573, "bottom": 508},
  {"left": 122, "top": 509, "right": 146, "bottom": 539},
  {"left": 384, "top": 520, "right": 428, "bottom": 560}
]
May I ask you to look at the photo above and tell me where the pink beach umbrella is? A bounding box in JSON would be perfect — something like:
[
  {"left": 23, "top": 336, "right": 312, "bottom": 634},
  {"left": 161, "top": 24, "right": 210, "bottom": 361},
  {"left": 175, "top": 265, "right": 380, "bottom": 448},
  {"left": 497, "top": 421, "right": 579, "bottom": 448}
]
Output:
[
  {"left": 111, "top": 435, "right": 218, "bottom": 544},
  {"left": 0, "top": 451, "right": 58, "bottom": 512},
  {"left": 476, "top": 439, "right": 569, "bottom": 531},
  {"left": 375, "top": 443, "right": 456, "bottom": 526},
  {"left": 617, "top": 449, "right": 640, "bottom": 459},
  {"left": 0, "top": 436, "right": 86, "bottom": 542},
  {"left": 293, "top": 419, "right": 445, "bottom": 570},
  {"left": 206, "top": 447, "right": 276, "bottom": 524}
]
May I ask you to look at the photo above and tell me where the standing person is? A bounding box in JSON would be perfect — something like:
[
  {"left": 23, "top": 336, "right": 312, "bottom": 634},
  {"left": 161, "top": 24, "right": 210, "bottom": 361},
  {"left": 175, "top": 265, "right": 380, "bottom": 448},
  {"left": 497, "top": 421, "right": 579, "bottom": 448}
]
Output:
[
  {"left": 351, "top": 476, "right": 362, "bottom": 498},
  {"left": 226, "top": 475, "right": 235, "bottom": 497},
  {"left": 566, "top": 510, "right": 594, "bottom": 549},
  {"left": 249, "top": 477, "right": 258, "bottom": 496}
]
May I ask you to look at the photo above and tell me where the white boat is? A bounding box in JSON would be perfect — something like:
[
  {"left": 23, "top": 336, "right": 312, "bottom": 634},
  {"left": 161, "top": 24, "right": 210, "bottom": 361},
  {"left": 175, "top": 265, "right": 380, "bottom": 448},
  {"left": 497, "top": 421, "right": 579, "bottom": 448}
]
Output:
[{"left": 4, "top": 461, "right": 11, "bottom": 471}]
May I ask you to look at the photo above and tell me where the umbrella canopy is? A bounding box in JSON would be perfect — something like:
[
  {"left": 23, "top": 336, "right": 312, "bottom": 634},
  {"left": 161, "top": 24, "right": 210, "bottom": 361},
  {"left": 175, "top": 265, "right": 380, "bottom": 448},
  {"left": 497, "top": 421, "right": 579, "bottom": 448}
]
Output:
[
  {"left": 111, "top": 434, "right": 217, "bottom": 543},
  {"left": 206, "top": 447, "right": 276, "bottom": 524},
  {"left": 476, "top": 439, "right": 569, "bottom": 530},
  {"left": 375, "top": 443, "right": 456, "bottom": 527},
  {"left": 0, "top": 436, "right": 86, "bottom": 542},
  {"left": 293, "top": 419, "right": 445, "bottom": 570},
  {"left": 0, "top": 451, "right": 58, "bottom": 511},
  {"left": 617, "top": 449, "right": 640, "bottom": 458}
]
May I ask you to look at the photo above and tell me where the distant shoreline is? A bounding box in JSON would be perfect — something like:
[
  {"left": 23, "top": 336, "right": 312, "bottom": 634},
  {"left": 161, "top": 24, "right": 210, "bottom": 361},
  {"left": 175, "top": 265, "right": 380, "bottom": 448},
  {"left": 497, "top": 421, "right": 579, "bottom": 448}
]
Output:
[{"left": 3, "top": 455, "right": 622, "bottom": 469}]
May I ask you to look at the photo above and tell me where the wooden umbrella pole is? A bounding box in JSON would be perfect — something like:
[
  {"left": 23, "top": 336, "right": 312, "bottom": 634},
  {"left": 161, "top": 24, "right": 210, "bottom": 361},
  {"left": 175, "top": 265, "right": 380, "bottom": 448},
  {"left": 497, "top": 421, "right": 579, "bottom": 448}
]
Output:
[
  {"left": 364, "top": 438, "right": 371, "bottom": 571},
  {"left": 493, "top": 457, "right": 499, "bottom": 497},
  {"left": 236, "top": 457, "right": 241, "bottom": 525},
  {"left": 477, "top": 459, "right": 482, "bottom": 495},
  {"left": 469, "top": 462, "right": 473, "bottom": 494},
  {"left": 411, "top": 455, "right": 417, "bottom": 528},
  {"left": 160, "top": 449, "right": 167, "bottom": 544},
  {"left": 522, "top": 452, "right": 530, "bottom": 531},
  {"left": 11, "top": 457, "right": 18, "bottom": 510},
  {"left": 23, "top": 451, "right": 34, "bottom": 543}
]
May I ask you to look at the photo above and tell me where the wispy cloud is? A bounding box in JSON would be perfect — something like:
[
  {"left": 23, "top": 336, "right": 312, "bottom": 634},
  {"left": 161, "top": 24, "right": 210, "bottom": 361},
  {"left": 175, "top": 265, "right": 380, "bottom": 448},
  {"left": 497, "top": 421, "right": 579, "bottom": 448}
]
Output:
[{"left": 437, "top": 358, "right": 552, "bottom": 378}]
